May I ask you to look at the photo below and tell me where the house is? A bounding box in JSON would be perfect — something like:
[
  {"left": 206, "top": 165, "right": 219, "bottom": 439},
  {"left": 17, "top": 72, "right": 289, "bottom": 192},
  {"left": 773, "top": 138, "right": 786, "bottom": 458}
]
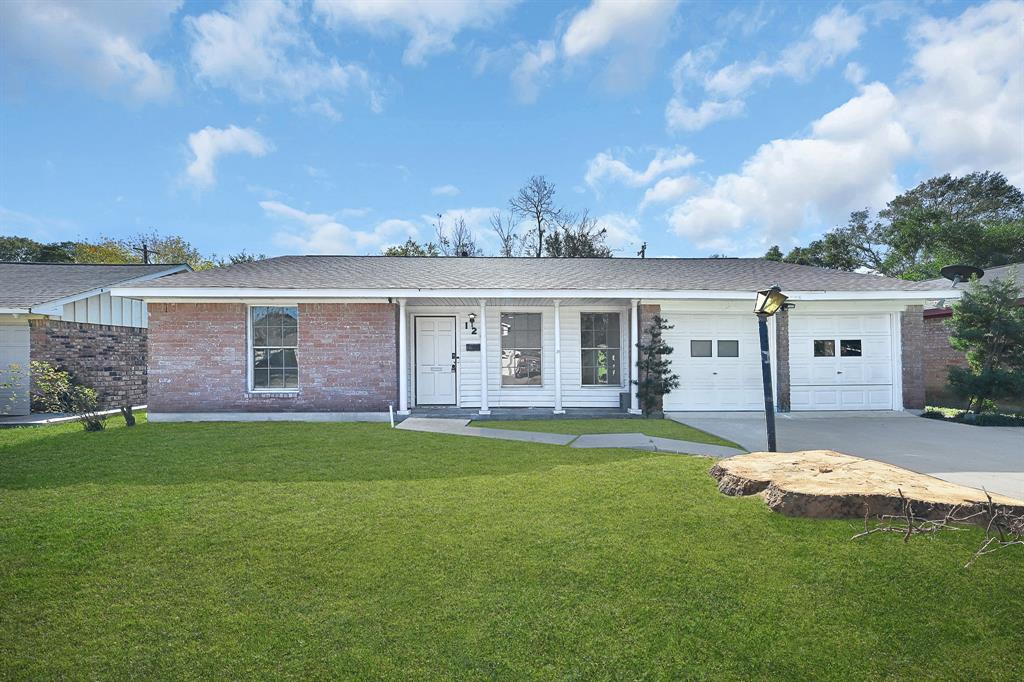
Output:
[
  {"left": 920, "top": 262, "right": 1023, "bottom": 408},
  {"left": 109, "top": 256, "right": 960, "bottom": 422},
  {"left": 0, "top": 262, "right": 188, "bottom": 415}
]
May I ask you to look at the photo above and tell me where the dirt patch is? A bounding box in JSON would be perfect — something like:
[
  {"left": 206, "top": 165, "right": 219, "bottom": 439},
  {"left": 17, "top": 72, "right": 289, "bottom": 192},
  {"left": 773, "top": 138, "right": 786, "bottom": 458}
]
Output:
[{"left": 710, "top": 450, "right": 1024, "bottom": 520}]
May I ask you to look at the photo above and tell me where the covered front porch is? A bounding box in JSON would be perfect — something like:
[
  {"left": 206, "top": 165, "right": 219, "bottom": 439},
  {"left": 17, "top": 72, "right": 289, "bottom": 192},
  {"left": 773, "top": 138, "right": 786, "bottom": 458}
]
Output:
[{"left": 396, "top": 297, "right": 648, "bottom": 416}]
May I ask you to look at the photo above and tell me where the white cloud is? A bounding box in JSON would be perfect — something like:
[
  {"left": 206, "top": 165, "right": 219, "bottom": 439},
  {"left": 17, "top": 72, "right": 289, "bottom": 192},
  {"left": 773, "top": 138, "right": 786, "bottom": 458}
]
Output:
[
  {"left": 666, "top": 6, "right": 866, "bottom": 132},
  {"left": 639, "top": 176, "right": 699, "bottom": 211},
  {"left": 186, "top": 0, "right": 378, "bottom": 119},
  {"left": 562, "top": 0, "right": 681, "bottom": 90},
  {"left": 312, "top": 0, "right": 516, "bottom": 66},
  {"left": 0, "top": 0, "right": 179, "bottom": 102},
  {"left": 593, "top": 213, "right": 642, "bottom": 250},
  {"left": 585, "top": 147, "right": 697, "bottom": 190},
  {"left": 184, "top": 126, "right": 271, "bottom": 190},
  {"left": 668, "top": 82, "right": 912, "bottom": 250},
  {"left": 511, "top": 40, "right": 557, "bottom": 104},
  {"left": 844, "top": 61, "right": 866, "bottom": 85},
  {"left": 901, "top": 0, "right": 1024, "bottom": 185},
  {"left": 263, "top": 200, "right": 419, "bottom": 253},
  {"left": 431, "top": 184, "right": 460, "bottom": 197}
]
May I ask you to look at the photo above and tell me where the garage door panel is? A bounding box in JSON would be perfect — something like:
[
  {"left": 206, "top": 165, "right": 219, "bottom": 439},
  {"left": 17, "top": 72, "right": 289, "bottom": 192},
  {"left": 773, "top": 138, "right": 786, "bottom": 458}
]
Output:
[
  {"left": 661, "top": 310, "right": 763, "bottom": 411},
  {"left": 789, "top": 313, "right": 895, "bottom": 411}
]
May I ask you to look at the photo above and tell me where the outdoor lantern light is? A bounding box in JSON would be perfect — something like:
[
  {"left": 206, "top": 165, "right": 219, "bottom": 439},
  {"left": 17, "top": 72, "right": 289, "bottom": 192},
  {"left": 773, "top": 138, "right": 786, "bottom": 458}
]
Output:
[
  {"left": 466, "top": 312, "right": 478, "bottom": 335},
  {"left": 753, "top": 285, "right": 789, "bottom": 452},
  {"left": 753, "top": 285, "right": 789, "bottom": 316}
]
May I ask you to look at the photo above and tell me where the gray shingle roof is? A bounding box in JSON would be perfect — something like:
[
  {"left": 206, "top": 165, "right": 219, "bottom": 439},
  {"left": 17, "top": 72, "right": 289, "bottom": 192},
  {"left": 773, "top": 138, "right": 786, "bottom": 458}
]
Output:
[
  {"left": 135, "top": 256, "right": 943, "bottom": 292},
  {"left": 0, "top": 262, "right": 186, "bottom": 309}
]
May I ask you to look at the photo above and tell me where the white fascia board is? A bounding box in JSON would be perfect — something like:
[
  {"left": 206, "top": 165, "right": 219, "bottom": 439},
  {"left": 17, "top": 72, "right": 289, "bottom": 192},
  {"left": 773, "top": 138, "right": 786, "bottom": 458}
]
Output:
[
  {"left": 0, "top": 307, "right": 31, "bottom": 315},
  {"left": 109, "top": 286, "right": 961, "bottom": 303}
]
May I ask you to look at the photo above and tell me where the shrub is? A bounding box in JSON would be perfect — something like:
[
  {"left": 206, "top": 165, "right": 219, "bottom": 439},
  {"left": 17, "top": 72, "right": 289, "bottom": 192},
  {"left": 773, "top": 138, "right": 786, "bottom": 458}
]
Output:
[
  {"left": 634, "top": 314, "right": 681, "bottom": 417},
  {"left": 30, "top": 361, "right": 105, "bottom": 431}
]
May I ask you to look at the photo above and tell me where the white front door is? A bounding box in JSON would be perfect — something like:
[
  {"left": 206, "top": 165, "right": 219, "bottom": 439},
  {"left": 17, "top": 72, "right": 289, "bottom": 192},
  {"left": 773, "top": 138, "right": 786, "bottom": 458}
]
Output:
[
  {"left": 415, "top": 316, "right": 457, "bottom": 405},
  {"left": 660, "top": 311, "right": 764, "bottom": 411},
  {"left": 789, "top": 313, "right": 895, "bottom": 410}
]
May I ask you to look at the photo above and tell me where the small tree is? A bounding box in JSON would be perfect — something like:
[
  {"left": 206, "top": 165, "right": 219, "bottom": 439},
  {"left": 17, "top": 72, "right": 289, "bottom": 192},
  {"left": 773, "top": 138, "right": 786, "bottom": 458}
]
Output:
[
  {"left": 633, "top": 314, "right": 680, "bottom": 416},
  {"left": 30, "top": 361, "right": 106, "bottom": 431},
  {"left": 946, "top": 272, "right": 1024, "bottom": 413}
]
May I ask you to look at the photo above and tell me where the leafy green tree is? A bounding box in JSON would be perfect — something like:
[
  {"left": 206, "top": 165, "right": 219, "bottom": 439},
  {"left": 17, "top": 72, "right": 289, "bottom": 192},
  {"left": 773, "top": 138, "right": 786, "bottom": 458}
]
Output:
[
  {"left": 74, "top": 231, "right": 213, "bottom": 270},
  {"left": 0, "top": 236, "right": 76, "bottom": 262},
  {"left": 633, "top": 315, "right": 680, "bottom": 416},
  {"left": 764, "top": 245, "right": 783, "bottom": 261},
  {"left": 382, "top": 238, "right": 440, "bottom": 257},
  {"left": 215, "top": 250, "right": 267, "bottom": 266},
  {"left": 782, "top": 172, "right": 1023, "bottom": 278},
  {"left": 946, "top": 272, "right": 1024, "bottom": 413},
  {"left": 543, "top": 211, "right": 612, "bottom": 257}
]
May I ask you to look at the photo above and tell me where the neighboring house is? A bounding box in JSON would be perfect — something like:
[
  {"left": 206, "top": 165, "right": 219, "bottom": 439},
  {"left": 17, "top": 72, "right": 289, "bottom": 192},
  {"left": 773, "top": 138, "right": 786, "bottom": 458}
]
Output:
[
  {"left": 111, "top": 256, "right": 958, "bottom": 422},
  {"left": 919, "top": 263, "right": 1024, "bottom": 408},
  {"left": 0, "top": 262, "right": 189, "bottom": 415}
]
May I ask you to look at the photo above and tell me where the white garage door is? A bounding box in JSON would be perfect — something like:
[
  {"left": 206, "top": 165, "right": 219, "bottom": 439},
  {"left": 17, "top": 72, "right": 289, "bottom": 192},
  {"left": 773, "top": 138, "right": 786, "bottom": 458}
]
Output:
[
  {"left": 789, "top": 314, "right": 895, "bottom": 411},
  {"left": 0, "top": 320, "right": 30, "bottom": 416},
  {"left": 661, "top": 312, "right": 764, "bottom": 411}
]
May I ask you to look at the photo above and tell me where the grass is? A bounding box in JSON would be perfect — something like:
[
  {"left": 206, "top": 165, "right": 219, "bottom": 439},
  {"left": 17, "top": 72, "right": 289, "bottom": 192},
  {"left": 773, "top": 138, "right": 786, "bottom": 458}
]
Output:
[
  {"left": 470, "top": 417, "right": 739, "bottom": 447},
  {"left": 2, "top": 416, "right": 1022, "bottom": 680}
]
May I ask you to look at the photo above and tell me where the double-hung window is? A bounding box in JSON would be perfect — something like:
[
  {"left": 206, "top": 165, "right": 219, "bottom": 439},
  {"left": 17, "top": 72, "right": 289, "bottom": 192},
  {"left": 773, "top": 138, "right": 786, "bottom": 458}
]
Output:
[
  {"left": 581, "top": 313, "right": 621, "bottom": 386},
  {"left": 500, "top": 312, "right": 542, "bottom": 386},
  {"left": 251, "top": 306, "right": 299, "bottom": 390}
]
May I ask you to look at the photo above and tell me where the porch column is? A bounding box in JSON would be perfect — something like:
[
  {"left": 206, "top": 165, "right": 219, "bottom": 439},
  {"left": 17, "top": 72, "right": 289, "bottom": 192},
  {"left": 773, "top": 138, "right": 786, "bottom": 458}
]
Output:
[
  {"left": 397, "top": 298, "right": 409, "bottom": 415},
  {"left": 629, "top": 299, "right": 642, "bottom": 415},
  {"left": 478, "top": 298, "right": 490, "bottom": 415},
  {"left": 553, "top": 300, "right": 565, "bottom": 414}
]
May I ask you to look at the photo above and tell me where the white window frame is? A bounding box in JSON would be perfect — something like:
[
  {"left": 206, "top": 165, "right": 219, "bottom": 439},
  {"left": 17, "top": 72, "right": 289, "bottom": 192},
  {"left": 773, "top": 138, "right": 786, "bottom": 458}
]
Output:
[
  {"left": 579, "top": 311, "right": 623, "bottom": 387},
  {"left": 499, "top": 310, "right": 544, "bottom": 388},
  {"left": 247, "top": 304, "right": 300, "bottom": 393}
]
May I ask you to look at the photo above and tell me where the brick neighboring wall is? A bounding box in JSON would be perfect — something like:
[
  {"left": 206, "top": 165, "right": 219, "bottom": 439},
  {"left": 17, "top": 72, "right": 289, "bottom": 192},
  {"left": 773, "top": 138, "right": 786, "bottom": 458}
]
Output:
[
  {"left": 900, "top": 305, "right": 925, "bottom": 410},
  {"left": 638, "top": 303, "right": 663, "bottom": 412},
  {"left": 29, "top": 319, "right": 147, "bottom": 409},
  {"left": 922, "top": 312, "right": 967, "bottom": 407},
  {"left": 774, "top": 309, "right": 791, "bottom": 412},
  {"left": 147, "top": 302, "right": 398, "bottom": 413}
]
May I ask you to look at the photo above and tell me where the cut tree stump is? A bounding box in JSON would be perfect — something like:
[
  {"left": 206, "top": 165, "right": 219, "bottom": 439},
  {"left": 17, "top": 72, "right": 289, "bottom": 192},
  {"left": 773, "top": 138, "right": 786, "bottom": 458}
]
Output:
[{"left": 709, "top": 450, "right": 1024, "bottom": 520}]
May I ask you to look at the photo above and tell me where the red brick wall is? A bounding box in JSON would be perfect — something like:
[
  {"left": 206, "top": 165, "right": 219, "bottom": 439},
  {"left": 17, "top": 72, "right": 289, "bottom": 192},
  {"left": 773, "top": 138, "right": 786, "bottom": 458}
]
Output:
[
  {"left": 774, "top": 309, "right": 791, "bottom": 412},
  {"left": 923, "top": 312, "right": 967, "bottom": 408},
  {"left": 900, "top": 306, "right": 925, "bottom": 410},
  {"left": 147, "top": 302, "right": 398, "bottom": 413},
  {"left": 29, "top": 319, "right": 147, "bottom": 409}
]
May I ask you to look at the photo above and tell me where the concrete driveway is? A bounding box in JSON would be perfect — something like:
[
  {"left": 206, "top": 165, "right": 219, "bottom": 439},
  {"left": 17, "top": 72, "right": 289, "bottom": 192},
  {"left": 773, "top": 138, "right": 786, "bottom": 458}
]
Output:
[{"left": 670, "top": 411, "right": 1024, "bottom": 501}]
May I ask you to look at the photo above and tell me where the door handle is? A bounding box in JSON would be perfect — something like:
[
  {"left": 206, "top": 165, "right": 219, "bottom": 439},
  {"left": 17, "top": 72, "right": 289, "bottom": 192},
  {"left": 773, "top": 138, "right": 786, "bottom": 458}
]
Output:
[
  {"left": 837, "top": 371, "right": 843, "bottom": 374},
  {"left": 451, "top": 363, "right": 457, "bottom": 372}
]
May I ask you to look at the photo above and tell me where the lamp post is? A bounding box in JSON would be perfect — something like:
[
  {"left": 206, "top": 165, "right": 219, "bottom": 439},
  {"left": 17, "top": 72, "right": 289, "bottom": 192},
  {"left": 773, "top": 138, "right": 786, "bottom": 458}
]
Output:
[{"left": 753, "top": 286, "right": 789, "bottom": 452}]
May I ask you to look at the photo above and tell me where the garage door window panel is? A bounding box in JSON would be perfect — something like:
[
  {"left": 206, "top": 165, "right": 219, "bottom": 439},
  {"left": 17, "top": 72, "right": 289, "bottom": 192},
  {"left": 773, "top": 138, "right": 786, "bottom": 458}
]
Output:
[
  {"left": 717, "top": 340, "right": 739, "bottom": 357},
  {"left": 814, "top": 340, "right": 835, "bottom": 357},
  {"left": 840, "top": 339, "right": 862, "bottom": 357},
  {"left": 691, "top": 340, "right": 712, "bottom": 357}
]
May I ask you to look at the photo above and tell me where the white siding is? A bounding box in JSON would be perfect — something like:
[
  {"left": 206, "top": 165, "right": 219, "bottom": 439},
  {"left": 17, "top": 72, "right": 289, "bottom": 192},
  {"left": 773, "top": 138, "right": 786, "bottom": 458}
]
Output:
[
  {"left": 58, "top": 293, "right": 148, "bottom": 328},
  {"left": 406, "top": 303, "right": 629, "bottom": 409}
]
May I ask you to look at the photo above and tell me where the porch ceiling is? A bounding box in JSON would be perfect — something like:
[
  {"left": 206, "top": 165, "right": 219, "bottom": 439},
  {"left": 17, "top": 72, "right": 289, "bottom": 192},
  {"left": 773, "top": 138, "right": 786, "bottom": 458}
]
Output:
[{"left": 408, "top": 297, "right": 631, "bottom": 307}]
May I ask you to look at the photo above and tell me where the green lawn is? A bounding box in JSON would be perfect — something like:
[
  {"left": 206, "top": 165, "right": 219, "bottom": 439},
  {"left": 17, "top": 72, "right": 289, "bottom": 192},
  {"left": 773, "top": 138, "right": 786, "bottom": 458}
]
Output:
[
  {"left": 2, "top": 417, "right": 1022, "bottom": 680},
  {"left": 471, "top": 417, "right": 739, "bottom": 447}
]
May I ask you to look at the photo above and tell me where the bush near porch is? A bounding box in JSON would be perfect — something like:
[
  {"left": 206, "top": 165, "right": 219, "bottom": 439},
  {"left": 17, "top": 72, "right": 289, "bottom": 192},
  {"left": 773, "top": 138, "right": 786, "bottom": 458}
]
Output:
[{"left": 1, "top": 417, "right": 1021, "bottom": 679}]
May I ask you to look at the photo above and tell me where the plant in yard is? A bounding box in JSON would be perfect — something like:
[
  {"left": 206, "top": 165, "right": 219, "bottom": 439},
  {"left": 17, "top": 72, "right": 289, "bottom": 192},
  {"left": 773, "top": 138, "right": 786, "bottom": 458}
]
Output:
[
  {"left": 946, "top": 272, "right": 1024, "bottom": 413},
  {"left": 29, "top": 360, "right": 106, "bottom": 431},
  {"left": 633, "top": 314, "right": 680, "bottom": 416}
]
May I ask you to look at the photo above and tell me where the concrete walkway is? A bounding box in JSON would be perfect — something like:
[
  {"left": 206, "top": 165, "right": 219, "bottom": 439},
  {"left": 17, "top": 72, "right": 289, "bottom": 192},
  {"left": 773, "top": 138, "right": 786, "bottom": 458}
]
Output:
[
  {"left": 670, "top": 411, "right": 1024, "bottom": 500},
  {"left": 396, "top": 417, "right": 746, "bottom": 457}
]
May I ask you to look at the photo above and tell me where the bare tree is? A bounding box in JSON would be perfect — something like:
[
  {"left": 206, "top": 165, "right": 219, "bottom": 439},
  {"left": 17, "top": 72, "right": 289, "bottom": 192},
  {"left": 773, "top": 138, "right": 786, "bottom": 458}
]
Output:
[
  {"left": 509, "top": 175, "right": 560, "bottom": 258},
  {"left": 490, "top": 211, "right": 525, "bottom": 257},
  {"left": 434, "top": 214, "right": 482, "bottom": 256}
]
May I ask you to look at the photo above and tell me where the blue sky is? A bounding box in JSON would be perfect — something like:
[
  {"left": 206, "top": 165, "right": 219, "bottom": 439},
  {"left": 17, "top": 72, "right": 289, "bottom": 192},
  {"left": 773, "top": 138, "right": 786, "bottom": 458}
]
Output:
[{"left": 1, "top": 0, "right": 1021, "bottom": 259}]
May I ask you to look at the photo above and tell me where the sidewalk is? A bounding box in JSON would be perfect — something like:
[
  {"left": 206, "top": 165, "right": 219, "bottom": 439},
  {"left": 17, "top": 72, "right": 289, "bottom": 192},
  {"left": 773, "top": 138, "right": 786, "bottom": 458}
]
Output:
[{"left": 395, "top": 417, "right": 746, "bottom": 457}]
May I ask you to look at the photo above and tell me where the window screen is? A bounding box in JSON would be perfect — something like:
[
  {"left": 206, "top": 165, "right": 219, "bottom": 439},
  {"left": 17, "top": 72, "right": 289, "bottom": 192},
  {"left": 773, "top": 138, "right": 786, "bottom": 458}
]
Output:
[
  {"left": 500, "top": 313, "right": 542, "bottom": 385},
  {"left": 251, "top": 306, "right": 298, "bottom": 390},
  {"left": 581, "top": 313, "right": 621, "bottom": 385}
]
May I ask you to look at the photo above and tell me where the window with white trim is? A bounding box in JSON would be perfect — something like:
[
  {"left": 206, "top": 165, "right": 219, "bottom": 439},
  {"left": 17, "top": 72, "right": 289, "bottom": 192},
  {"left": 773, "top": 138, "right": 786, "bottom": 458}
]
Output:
[
  {"left": 580, "top": 312, "right": 621, "bottom": 385},
  {"left": 251, "top": 306, "right": 298, "bottom": 390},
  {"left": 500, "top": 312, "right": 542, "bottom": 386}
]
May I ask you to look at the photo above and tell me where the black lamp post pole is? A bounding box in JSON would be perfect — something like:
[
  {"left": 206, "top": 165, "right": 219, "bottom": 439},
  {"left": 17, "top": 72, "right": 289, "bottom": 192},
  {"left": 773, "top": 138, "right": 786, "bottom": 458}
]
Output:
[{"left": 756, "top": 312, "right": 777, "bottom": 452}]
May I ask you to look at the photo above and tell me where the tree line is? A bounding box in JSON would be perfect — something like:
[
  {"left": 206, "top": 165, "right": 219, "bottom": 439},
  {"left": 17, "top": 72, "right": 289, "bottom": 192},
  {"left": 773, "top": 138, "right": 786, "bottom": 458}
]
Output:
[
  {"left": 764, "top": 171, "right": 1024, "bottom": 280},
  {"left": 0, "top": 231, "right": 263, "bottom": 271}
]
